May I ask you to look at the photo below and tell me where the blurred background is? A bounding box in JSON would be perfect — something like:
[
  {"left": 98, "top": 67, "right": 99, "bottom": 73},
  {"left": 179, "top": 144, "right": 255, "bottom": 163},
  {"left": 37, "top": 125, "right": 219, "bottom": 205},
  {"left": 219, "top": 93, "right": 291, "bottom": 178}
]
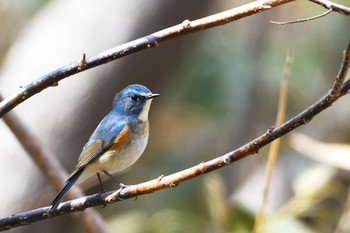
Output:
[{"left": 0, "top": 0, "right": 349, "bottom": 232}]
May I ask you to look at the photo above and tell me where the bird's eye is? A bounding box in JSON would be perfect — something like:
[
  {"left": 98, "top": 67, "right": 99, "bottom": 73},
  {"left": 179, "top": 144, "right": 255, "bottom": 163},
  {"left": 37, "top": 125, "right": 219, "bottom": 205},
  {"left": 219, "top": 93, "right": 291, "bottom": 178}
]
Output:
[{"left": 131, "top": 94, "right": 138, "bottom": 101}]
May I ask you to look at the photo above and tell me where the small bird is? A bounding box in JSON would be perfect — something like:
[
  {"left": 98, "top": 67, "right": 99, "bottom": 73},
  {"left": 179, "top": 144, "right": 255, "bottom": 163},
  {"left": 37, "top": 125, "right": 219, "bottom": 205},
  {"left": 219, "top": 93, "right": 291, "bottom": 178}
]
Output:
[{"left": 50, "top": 84, "right": 159, "bottom": 210}]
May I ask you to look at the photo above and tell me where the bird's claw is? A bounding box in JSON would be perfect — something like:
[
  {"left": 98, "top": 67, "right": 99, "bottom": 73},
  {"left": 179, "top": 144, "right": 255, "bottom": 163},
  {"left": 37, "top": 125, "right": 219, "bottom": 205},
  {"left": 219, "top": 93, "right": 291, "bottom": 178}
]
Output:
[{"left": 115, "top": 187, "right": 126, "bottom": 200}]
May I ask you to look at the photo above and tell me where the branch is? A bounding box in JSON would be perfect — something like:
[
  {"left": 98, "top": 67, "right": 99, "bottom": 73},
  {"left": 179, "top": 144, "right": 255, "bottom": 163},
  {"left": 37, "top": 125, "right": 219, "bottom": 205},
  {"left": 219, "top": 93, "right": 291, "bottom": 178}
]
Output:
[
  {"left": 308, "top": 0, "right": 350, "bottom": 16},
  {"left": 0, "top": 0, "right": 347, "bottom": 117},
  {"left": 1, "top": 38, "right": 349, "bottom": 232},
  {"left": 0, "top": 95, "right": 110, "bottom": 233},
  {"left": 270, "top": 8, "right": 333, "bottom": 25},
  {"left": 271, "top": 0, "right": 350, "bottom": 25},
  {"left": 4, "top": 0, "right": 329, "bottom": 118}
]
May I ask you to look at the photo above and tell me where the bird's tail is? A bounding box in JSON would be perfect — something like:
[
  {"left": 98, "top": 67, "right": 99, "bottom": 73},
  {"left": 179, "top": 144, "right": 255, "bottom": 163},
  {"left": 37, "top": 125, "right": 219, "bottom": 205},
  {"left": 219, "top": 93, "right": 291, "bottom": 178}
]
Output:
[{"left": 50, "top": 167, "right": 85, "bottom": 210}]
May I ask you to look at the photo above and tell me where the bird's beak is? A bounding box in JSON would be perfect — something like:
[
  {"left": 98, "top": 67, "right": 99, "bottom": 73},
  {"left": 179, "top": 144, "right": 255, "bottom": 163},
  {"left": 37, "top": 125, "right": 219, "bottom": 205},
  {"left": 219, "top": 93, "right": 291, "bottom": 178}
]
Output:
[{"left": 147, "top": 93, "right": 160, "bottom": 99}]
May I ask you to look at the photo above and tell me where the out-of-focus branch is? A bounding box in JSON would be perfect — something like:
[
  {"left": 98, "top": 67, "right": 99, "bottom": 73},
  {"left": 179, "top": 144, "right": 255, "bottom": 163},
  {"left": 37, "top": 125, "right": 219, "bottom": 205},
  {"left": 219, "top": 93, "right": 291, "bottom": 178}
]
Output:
[
  {"left": 0, "top": 96, "right": 110, "bottom": 233},
  {"left": 2, "top": 0, "right": 348, "bottom": 117},
  {"left": 1, "top": 38, "right": 349, "bottom": 232}
]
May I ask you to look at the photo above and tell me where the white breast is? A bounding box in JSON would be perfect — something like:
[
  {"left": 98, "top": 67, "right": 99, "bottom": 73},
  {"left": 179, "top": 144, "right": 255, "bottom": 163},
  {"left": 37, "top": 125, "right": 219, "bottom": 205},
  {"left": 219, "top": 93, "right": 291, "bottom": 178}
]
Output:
[{"left": 100, "top": 135, "right": 149, "bottom": 174}]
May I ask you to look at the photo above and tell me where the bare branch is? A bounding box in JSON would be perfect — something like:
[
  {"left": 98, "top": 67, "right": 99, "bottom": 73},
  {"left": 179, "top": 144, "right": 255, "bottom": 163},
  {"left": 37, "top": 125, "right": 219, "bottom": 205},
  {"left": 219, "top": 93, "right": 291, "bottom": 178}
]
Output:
[
  {"left": 0, "top": 95, "right": 110, "bottom": 233},
  {"left": 0, "top": 0, "right": 347, "bottom": 117},
  {"left": 0, "top": 0, "right": 295, "bottom": 118},
  {"left": 270, "top": 8, "right": 333, "bottom": 25},
  {"left": 1, "top": 38, "right": 349, "bottom": 232},
  {"left": 309, "top": 0, "right": 350, "bottom": 16}
]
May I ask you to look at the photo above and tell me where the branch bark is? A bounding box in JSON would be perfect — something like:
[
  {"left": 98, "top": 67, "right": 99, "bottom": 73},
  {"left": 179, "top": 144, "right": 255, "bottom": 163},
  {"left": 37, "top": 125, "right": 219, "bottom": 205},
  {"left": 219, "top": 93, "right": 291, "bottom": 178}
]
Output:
[
  {"left": 1, "top": 0, "right": 348, "bottom": 117},
  {"left": 1, "top": 38, "right": 349, "bottom": 232}
]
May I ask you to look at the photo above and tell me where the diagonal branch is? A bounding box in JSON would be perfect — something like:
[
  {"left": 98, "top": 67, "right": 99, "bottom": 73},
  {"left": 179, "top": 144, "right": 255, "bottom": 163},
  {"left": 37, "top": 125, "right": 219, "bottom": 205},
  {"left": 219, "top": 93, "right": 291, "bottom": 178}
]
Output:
[
  {"left": 0, "top": 0, "right": 348, "bottom": 118},
  {"left": 3, "top": 0, "right": 348, "bottom": 117},
  {"left": 1, "top": 38, "right": 349, "bottom": 232},
  {"left": 0, "top": 0, "right": 295, "bottom": 117}
]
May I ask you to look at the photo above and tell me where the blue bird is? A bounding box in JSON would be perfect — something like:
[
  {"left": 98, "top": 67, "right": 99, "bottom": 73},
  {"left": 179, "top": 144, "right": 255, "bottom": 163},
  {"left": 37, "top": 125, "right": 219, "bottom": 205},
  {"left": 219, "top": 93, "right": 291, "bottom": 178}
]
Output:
[{"left": 50, "top": 84, "right": 159, "bottom": 210}]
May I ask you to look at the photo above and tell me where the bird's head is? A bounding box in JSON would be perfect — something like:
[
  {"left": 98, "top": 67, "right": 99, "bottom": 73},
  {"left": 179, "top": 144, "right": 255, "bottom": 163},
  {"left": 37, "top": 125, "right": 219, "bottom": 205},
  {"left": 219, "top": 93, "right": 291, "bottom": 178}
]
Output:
[{"left": 113, "top": 84, "right": 159, "bottom": 121}]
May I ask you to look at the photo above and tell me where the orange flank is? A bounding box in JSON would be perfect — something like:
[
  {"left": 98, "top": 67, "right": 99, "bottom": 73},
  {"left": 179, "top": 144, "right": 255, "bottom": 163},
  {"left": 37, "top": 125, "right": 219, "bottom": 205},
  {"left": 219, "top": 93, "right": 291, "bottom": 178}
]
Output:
[{"left": 109, "top": 125, "right": 130, "bottom": 150}]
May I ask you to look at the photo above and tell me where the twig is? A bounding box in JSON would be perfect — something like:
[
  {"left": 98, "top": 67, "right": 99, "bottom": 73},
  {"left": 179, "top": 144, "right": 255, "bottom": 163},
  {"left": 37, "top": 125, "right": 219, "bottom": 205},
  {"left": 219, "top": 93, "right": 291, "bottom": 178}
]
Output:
[
  {"left": 270, "top": 8, "right": 333, "bottom": 25},
  {"left": 9, "top": 0, "right": 350, "bottom": 118},
  {"left": 309, "top": 0, "right": 350, "bottom": 16},
  {"left": 335, "top": 39, "right": 350, "bottom": 97},
  {"left": 78, "top": 52, "right": 87, "bottom": 71},
  {"left": 0, "top": 95, "right": 110, "bottom": 233},
  {"left": 1, "top": 38, "right": 349, "bottom": 231}
]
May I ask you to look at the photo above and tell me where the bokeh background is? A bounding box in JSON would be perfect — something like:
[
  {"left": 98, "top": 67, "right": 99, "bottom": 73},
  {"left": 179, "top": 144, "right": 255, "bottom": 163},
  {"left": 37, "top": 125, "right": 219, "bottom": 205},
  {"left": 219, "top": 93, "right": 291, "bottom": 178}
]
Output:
[{"left": 0, "top": 0, "right": 349, "bottom": 232}]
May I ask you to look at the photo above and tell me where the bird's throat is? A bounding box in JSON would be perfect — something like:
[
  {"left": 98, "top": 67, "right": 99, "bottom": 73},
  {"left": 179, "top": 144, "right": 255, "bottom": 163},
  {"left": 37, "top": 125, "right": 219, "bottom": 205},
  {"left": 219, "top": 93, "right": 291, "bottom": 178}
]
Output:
[{"left": 138, "top": 99, "right": 152, "bottom": 121}]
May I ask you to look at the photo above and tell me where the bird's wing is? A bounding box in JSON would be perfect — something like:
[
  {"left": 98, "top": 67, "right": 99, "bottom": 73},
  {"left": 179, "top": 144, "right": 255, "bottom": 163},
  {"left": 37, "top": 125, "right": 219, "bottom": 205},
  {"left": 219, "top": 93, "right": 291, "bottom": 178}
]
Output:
[{"left": 76, "top": 116, "right": 128, "bottom": 168}]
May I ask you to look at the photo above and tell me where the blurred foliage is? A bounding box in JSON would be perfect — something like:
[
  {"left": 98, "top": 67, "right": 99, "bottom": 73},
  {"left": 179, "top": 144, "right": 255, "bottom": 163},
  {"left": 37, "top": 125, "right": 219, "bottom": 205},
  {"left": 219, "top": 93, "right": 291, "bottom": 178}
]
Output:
[{"left": 148, "top": 2, "right": 350, "bottom": 232}]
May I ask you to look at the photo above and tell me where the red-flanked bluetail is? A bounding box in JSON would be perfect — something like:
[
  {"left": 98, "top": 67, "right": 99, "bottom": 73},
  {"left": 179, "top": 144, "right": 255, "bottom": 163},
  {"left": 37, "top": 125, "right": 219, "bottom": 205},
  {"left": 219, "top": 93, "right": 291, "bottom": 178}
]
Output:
[{"left": 50, "top": 84, "right": 159, "bottom": 210}]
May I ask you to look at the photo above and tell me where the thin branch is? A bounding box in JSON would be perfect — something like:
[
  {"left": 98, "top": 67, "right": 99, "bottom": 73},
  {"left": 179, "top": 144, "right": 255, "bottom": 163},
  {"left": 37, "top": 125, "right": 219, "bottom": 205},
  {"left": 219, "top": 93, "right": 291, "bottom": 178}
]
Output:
[
  {"left": 0, "top": 0, "right": 347, "bottom": 118},
  {"left": 336, "top": 39, "right": 350, "bottom": 97},
  {"left": 1, "top": 38, "right": 349, "bottom": 232},
  {"left": 270, "top": 8, "right": 333, "bottom": 25},
  {"left": 309, "top": 0, "right": 350, "bottom": 16},
  {"left": 2, "top": 0, "right": 347, "bottom": 117},
  {"left": 0, "top": 95, "right": 110, "bottom": 233}
]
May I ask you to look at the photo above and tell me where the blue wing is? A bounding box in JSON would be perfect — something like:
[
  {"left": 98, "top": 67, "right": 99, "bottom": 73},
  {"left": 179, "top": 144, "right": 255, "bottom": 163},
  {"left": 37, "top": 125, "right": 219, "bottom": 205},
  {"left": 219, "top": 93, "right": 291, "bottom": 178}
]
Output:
[{"left": 76, "top": 114, "right": 128, "bottom": 168}]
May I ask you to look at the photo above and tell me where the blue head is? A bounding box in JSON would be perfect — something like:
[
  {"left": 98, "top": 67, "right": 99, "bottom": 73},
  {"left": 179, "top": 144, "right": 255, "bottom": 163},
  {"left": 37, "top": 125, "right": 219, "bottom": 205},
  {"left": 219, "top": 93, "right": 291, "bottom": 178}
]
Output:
[{"left": 113, "top": 84, "right": 159, "bottom": 120}]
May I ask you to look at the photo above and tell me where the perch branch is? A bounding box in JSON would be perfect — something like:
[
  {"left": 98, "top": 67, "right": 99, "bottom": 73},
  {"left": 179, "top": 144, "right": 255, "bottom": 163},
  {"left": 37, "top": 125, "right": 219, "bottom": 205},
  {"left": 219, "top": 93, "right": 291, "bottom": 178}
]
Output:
[
  {"left": 1, "top": 38, "right": 349, "bottom": 232},
  {"left": 0, "top": 95, "right": 110, "bottom": 233},
  {"left": 1, "top": 0, "right": 348, "bottom": 117}
]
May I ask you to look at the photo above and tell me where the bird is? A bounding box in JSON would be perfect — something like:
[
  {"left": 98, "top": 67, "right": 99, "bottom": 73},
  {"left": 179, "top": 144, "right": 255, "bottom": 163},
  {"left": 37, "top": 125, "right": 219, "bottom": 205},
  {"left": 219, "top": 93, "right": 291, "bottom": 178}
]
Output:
[{"left": 50, "top": 84, "right": 159, "bottom": 210}]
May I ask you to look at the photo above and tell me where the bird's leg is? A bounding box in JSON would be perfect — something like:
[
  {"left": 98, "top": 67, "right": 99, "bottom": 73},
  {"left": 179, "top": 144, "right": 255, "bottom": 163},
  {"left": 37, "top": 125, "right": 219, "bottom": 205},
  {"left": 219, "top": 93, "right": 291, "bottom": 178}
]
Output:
[
  {"left": 96, "top": 172, "right": 106, "bottom": 193},
  {"left": 102, "top": 171, "right": 129, "bottom": 188},
  {"left": 102, "top": 171, "right": 130, "bottom": 200},
  {"left": 96, "top": 172, "right": 107, "bottom": 208}
]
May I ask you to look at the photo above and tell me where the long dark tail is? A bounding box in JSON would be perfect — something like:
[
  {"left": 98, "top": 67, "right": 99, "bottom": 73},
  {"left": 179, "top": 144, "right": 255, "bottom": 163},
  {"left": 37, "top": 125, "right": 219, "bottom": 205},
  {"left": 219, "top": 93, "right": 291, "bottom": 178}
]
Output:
[{"left": 50, "top": 167, "right": 85, "bottom": 210}]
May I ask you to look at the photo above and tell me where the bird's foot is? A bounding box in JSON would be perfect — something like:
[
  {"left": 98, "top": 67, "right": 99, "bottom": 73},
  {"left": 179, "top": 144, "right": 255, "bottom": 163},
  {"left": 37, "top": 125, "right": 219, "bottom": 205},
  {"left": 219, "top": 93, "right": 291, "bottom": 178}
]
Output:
[{"left": 115, "top": 184, "right": 130, "bottom": 200}]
